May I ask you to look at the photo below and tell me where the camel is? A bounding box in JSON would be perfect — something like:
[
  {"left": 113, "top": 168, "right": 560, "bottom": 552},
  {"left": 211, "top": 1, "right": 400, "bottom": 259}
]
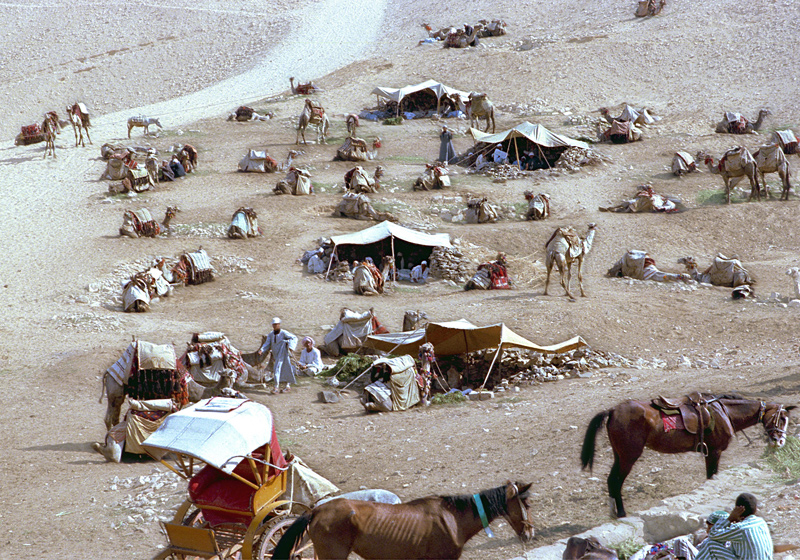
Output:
[
  {"left": 678, "top": 255, "right": 753, "bottom": 287},
  {"left": 296, "top": 99, "right": 329, "bottom": 144},
  {"left": 127, "top": 115, "right": 162, "bottom": 138},
  {"left": 599, "top": 105, "right": 658, "bottom": 127},
  {"left": 346, "top": 113, "right": 359, "bottom": 136},
  {"left": 413, "top": 164, "right": 450, "bottom": 190},
  {"left": 345, "top": 165, "right": 384, "bottom": 193},
  {"left": 525, "top": 191, "right": 551, "bottom": 220},
  {"left": 100, "top": 367, "right": 238, "bottom": 432},
  {"left": 119, "top": 206, "right": 179, "bottom": 238},
  {"left": 697, "top": 148, "right": 759, "bottom": 203},
  {"left": 444, "top": 25, "right": 481, "bottom": 48},
  {"left": 465, "top": 197, "right": 499, "bottom": 223},
  {"left": 42, "top": 112, "right": 59, "bottom": 159},
  {"left": 715, "top": 109, "right": 770, "bottom": 134},
  {"left": 596, "top": 120, "right": 642, "bottom": 143},
  {"left": 227, "top": 106, "right": 273, "bottom": 121},
  {"left": 290, "top": 76, "right": 321, "bottom": 95},
  {"left": 753, "top": 143, "right": 792, "bottom": 200},
  {"left": 635, "top": 0, "right": 666, "bottom": 17},
  {"left": 66, "top": 103, "right": 91, "bottom": 147},
  {"left": 544, "top": 223, "right": 597, "bottom": 300},
  {"left": 467, "top": 93, "right": 496, "bottom": 133},
  {"left": 228, "top": 207, "right": 261, "bottom": 238},
  {"left": 335, "top": 192, "right": 397, "bottom": 222}
]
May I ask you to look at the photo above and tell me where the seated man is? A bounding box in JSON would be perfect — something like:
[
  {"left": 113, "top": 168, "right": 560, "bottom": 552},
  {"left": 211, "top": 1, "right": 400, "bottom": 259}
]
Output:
[
  {"left": 696, "top": 493, "right": 772, "bottom": 560},
  {"left": 410, "top": 261, "right": 429, "bottom": 284},
  {"left": 297, "top": 337, "right": 324, "bottom": 375},
  {"left": 307, "top": 249, "right": 326, "bottom": 274}
]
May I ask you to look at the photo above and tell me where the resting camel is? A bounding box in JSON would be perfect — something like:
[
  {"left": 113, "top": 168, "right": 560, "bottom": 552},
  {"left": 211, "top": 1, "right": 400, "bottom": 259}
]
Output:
[
  {"left": 544, "top": 223, "right": 597, "bottom": 300},
  {"left": 697, "top": 148, "right": 759, "bottom": 203},
  {"left": 753, "top": 144, "right": 792, "bottom": 200},
  {"left": 677, "top": 255, "right": 753, "bottom": 287},
  {"left": 444, "top": 24, "right": 481, "bottom": 48},
  {"left": 296, "top": 99, "right": 329, "bottom": 144},
  {"left": 66, "top": 103, "right": 91, "bottom": 147},
  {"left": 715, "top": 109, "right": 770, "bottom": 134},
  {"left": 289, "top": 76, "right": 321, "bottom": 95},
  {"left": 467, "top": 93, "right": 496, "bottom": 133},
  {"left": 99, "top": 368, "right": 238, "bottom": 431},
  {"left": 119, "top": 206, "right": 179, "bottom": 238}
]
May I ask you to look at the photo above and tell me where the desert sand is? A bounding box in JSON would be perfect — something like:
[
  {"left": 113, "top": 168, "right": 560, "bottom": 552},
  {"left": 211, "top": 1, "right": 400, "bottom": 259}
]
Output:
[{"left": 0, "top": 0, "right": 798, "bottom": 558}]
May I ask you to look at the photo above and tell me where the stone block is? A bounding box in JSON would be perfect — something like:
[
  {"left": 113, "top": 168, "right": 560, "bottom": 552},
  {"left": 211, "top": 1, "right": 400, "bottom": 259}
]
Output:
[{"left": 637, "top": 506, "right": 702, "bottom": 542}]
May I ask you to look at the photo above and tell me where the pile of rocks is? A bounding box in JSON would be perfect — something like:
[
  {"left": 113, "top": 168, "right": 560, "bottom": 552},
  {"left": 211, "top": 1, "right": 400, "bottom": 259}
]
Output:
[
  {"left": 428, "top": 246, "right": 476, "bottom": 284},
  {"left": 555, "top": 146, "right": 610, "bottom": 171},
  {"left": 467, "top": 163, "right": 529, "bottom": 180},
  {"left": 495, "top": 98, "right": 553, "bottom": 115},
  {"left": 170, "top": 222, "right": 227, "bottom": 238},
  {"left": 108, "top": 468, "right": 184, "bottom": 529}
]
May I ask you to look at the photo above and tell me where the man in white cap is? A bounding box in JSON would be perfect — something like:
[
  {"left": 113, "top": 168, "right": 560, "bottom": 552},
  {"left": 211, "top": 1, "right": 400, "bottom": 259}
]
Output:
[
  {"left": 257, "top": 317, "right": 298, "bottom": 394},
  {"left": 410, "top": 261, "right": 429, "bottom": 284}
]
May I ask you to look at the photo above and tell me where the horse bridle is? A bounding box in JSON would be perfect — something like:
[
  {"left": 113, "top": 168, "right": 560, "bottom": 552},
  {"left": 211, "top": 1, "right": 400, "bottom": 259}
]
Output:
[
  {"left": 507, "top": 483, "right": 535, "bottom": 535},
  {"left": 760, "top": 402, "right": 789, "bottom": 442}
]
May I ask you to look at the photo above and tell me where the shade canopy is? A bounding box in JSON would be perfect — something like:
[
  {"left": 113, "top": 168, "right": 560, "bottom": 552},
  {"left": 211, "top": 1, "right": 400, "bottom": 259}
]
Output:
[
  {"left": 371, "top": 79, "right": 470, "bottom": 111},
  {"left": 469, "top": 122, "right": 588, "bottom": 149},
  {"left": 364, "top": 319, "right": 586, "bottom": 356},
  {"left": 331, "top": 221, "right": 451, "bottom": 249},
  {"left": 142, "top": 398, "right": 274, "bottom": 474}
]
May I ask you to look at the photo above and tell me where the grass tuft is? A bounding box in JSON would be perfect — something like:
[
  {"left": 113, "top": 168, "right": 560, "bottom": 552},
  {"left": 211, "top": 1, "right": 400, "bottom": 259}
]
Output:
[
  {"left": 762, "top": 435, "right": 800, "bottom": 480},
  {"left": 431, "top": 392, "right": 467, "bottom": 405}
]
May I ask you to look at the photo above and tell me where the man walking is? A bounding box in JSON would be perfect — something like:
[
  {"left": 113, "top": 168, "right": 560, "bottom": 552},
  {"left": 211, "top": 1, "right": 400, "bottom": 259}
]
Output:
[{"left": 257, "top": 317, "right": 298, "bottom": 394}]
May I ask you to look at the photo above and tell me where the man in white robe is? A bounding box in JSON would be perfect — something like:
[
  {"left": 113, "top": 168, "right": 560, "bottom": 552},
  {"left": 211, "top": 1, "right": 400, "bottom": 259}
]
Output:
[{"left": 257, "top": 317, "right": 298, "bottom": 393}]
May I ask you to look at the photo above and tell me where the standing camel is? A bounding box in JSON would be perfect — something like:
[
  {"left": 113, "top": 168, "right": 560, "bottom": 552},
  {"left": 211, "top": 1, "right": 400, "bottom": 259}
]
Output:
[
  {"left": 697, "top": 148, "right": 759, "bottom": 203},
  {"left": 544, "top": 223, "right": 597, "bottom": 300},
  {"left": 66, "top": 103, "right": 91, "bottom": 147},
  {"left": 296, "top": 99, "right": 329, "bottom": 144},
  {"left": 715, "top": 109, "right": 771, "bottom": 134},
  {"left": 41, "top": 112, "right": 59, "bottom": 159},
  {"left": 467, "top": 93, "right": 496, "bottom": 133},
  {"left": 753, "top": 144, "right": 792, "bottom": 200}
]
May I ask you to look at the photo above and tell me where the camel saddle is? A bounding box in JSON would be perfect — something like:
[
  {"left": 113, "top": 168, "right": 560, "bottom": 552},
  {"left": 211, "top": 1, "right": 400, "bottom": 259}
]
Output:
[
  {"left": 651, "top": 392, "right": 714, "bottom": 435},
  {"left": 559, "top": 227, "right": 583, "bottom": 259}
]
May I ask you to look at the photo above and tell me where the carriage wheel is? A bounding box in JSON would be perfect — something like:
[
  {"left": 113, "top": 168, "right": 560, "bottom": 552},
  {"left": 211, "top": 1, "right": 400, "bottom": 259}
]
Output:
[{"left": 254, "top": 515, "right": 314, "bottom": 560}]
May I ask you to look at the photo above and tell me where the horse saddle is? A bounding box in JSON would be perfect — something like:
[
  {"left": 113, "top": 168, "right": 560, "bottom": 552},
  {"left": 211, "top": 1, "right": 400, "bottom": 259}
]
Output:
[{"left": 651, "top": 392, "right": 712, "bottom": 435}]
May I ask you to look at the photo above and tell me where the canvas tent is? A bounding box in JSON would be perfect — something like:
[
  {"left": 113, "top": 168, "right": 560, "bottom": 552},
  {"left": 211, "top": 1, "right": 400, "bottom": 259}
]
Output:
[
  {"left": 469, "top": 122, "right": 588, "bottom": 170},
  {"left": 329, "top": 221, "right": 451, "bottom": 274},
  {"left": 364, "top": 319, "right": 586, "bottom": 388},
  {"left": 371, "top": 80, "right": 469, "bottom": 116}
]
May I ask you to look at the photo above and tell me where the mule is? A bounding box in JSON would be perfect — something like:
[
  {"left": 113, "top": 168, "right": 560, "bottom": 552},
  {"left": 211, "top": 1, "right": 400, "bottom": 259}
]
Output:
[
  {"left": 581, "top": 393, "right": 794, "bottom": 518},
  {"left": 127, "top": 116, "right": 162, "bottom": 138},
  {"left": 272, "top": 481, "right": 533, "bottom": 560}
]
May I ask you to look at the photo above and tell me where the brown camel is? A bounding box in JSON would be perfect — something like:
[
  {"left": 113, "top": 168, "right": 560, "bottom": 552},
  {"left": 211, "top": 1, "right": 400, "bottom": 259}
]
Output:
[
  {"left": 66, "top": 103, "right": 91, "bottom": 147},
  {"left": 697, "top": 148, "right": 759, "bottom": 203},
  {"left": 544, "top": 223, "right": 597, "bottom": 300},
  {"left": 753, "top": 143, "right": 792, "bottom": 201},
  {"left": 290, "top": 76, "right": 321, "bottom": 95},
  {"left": 715, "top": 109, "right": 770, "bottom": 134},
  {"left": 42, "top": 112, "right": 59, "bottom": 159},
  {"left": 119, "top": 206, "right": 179, "bottom": 238},
  {"left": 296, "top": 99, "right": 329, "bottom": 144}
]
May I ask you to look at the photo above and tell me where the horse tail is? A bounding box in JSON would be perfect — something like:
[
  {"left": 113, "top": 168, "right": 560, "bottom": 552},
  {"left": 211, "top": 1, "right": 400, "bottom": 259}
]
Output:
[
  {"left": 99, "top": 371, "right": 108, "bottom": 403},
  {"left": 581, "top": 410, "right": 610, "bottom": 472},
  {"left": 271, "top": 511, "right": 312, "bottom": 560}
]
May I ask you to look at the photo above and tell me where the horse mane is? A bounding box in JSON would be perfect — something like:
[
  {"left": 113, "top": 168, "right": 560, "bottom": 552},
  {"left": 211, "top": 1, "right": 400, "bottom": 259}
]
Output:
[{"left": 441, "top": 484, "right": 507, "bottom": 518}]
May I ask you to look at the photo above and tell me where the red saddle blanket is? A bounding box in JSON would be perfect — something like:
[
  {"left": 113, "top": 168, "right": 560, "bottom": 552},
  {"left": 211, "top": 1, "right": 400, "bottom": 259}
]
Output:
[{"left": 661, "top": 411, "right": 685, "bottom": 432}]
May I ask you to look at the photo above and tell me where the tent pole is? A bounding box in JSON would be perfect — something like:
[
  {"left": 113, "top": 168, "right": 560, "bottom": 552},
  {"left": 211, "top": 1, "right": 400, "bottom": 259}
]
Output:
[
  {"left": 479, "top": 345, "right": 503, "bottom": 391},
  {"left": 390, "top": 235, "right": 397, "bottom": 282},
  {"left": 537, "top": 143, "right": 552, "bottom": 170},
  {"left": 325, "top": 246, "right": 337, "bottom": 279},
  {"left": 514, "top": 136, "right": 521, "bottom": 170}
]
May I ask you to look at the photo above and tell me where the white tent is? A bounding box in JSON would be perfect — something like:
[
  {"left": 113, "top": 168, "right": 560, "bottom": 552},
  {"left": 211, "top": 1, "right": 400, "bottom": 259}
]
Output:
[
  {"left": 329, "top": 221, "right": 451, "bottom": 278},
  {"left": 371, "top": 79, "right": 470, "bottom": 115},
  {"left": 469, "top": 122, "right": 588, "bottom": 169}
]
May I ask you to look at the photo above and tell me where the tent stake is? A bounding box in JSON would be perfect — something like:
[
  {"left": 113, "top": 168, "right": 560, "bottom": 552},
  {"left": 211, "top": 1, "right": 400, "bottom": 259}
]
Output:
[
  {"left": 325, "top": 246, "right": 337, "bottom": 279},
  {"left": 391, "top": 235, "right": 397, "bottom": 282},
  {"left": 479, "top": 345, "right": 503, "bottom": 391},
  {"left": 513, "top": 136, "right": 521, "bottom": 170}
]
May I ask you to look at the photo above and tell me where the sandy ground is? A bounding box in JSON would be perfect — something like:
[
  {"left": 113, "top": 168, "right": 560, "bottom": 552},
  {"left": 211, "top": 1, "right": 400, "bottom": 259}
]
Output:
[{"left": 1, "top": 0, "right": 799, "bottom": 558}]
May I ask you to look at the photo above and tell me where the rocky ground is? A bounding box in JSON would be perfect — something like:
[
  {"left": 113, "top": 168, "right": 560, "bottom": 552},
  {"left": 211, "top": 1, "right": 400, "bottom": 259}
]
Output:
[{"left": 0, "top": 0, "right": 799, "bottom": 559}]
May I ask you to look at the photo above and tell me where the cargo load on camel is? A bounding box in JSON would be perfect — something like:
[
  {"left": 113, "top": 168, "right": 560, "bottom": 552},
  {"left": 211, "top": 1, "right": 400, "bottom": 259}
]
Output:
[
  {"left": 465, "top": 253, "right": 511, "bottom": 290},
  {"left": 228, "top": 207, "right": 261, "bottom": 239},
  {"left": 172, "top": 248, "right": 215, "bottom": 285},
  {"left": 319, "top": 308, "right": 389, "bottom": 356}
]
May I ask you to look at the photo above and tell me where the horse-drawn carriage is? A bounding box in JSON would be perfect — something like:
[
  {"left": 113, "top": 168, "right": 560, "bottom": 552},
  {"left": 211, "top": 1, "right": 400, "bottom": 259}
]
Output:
[{"left": 142, "top": 398, "right": 316, "bottom": 559}]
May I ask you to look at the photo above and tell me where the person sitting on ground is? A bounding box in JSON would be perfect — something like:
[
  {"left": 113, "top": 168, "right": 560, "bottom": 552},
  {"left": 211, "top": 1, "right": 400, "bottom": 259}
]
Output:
[
  {"left": 492, "top": 144, "right": 508, "bottom": 164},
  {"left": 297, "top": 337, "right": 324, "bottom": 375},
  {"left": 695, "top": 493, "right": 773, "bottom": 560},
  {"left": 307, "top": 249, "right": 326, "bottom": 274},
  {"left": 411, "top": 261, "right": 429, "bottom": 284}
]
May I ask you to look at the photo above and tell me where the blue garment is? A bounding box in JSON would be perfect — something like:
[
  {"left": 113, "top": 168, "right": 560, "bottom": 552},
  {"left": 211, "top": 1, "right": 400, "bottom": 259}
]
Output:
[{"left": 696, "top": 515, "right": 772, "bottom": 560}]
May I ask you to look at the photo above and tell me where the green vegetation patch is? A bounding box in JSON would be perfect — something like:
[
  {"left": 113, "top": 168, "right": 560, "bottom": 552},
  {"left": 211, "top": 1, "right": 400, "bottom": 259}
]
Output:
[
  {"left": 430, "top": 392, "right": 467, "bottom": 405},
  {"left": 383, "top": 117, "right": 403, "bottom": 126},
  {"left": 762, "top": 435, "right": 800, "bottom": 480},
  {"left": 319, "top": 354, "right": 375, "bottom": 382},
  {"left": 612, "top": 537, "right": 645, "bottom": 560}
]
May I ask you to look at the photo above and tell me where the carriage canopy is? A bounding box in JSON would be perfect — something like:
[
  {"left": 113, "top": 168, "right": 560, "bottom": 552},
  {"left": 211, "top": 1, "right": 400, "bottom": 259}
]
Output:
[{"left": 142, "top": 398, "right": 276, "bottom": 474}]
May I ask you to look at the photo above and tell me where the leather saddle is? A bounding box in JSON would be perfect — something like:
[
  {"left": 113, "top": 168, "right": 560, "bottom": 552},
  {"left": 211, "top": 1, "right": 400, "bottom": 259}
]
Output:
[{"left": 652, "top": 391, "right": 713, "bottom": 435}]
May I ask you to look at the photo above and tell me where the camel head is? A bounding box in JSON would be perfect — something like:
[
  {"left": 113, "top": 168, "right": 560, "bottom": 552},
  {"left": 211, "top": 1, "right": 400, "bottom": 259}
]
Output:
[
  {"left": 165, "top": 206, "right": 180, "bottom": 219},
  {"left": 599, "top": 107, "right": 610, "bottom": 116},
  {"left": 524, "top": 190, "right": 534, "bottom": 201},
  {"left": 587, "top": 222, "right": 598, "bottom": 230},
  {"left": 759, "top": 109, "right": 772, "bottom": 118},
  {"left": 677, "top": 256, "right": 698, "bottom": 269},
  {"left": 696, "top": 151, "right": 714, "bottom": 165},
  {"left": 787, "top": 267, "right": 800, "bottom": 280}
]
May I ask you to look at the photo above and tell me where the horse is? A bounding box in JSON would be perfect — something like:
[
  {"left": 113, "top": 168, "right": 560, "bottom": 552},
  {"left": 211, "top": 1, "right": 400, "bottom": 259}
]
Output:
[
  {"left": 271, "top": 481, "right": 534, "bottom": 560},
  {"left": 66, "top": 103, "right": 91, "bottom": 147},
  {"left": 580, "top": 393, "right": 794, "bottom": 518},
  {"left": 127, "top": 115, "right": 162, "bottom": 138}
]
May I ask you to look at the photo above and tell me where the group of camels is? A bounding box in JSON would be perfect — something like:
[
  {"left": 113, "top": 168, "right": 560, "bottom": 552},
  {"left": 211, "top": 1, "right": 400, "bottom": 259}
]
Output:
[
  {"left": 698, "top": 143, "right": 792, "bottom": 203},
  {"left": 32, "top": 103, "right": 91, "bottom": 158}
]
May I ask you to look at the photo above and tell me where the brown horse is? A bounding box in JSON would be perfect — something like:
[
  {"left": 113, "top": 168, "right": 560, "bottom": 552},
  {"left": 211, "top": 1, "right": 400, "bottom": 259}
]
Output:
[
  {"left": 271, "top": 481, "right": 534, "bottom": 560},
  {"left": 581, "top": 394, "right": 794, "bottom": 518}
]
